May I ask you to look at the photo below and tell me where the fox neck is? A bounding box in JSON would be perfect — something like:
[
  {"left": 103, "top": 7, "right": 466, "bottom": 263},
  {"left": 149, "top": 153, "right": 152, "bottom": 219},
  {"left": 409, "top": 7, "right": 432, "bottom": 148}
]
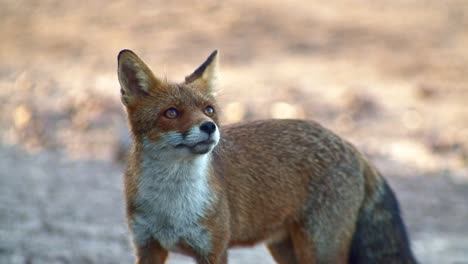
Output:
[
  {"left": 130, "top": 137, "right": 215, "bottom": 248},
  {"left": 137, "top": 136, "right": 214, "bottom": 213}
]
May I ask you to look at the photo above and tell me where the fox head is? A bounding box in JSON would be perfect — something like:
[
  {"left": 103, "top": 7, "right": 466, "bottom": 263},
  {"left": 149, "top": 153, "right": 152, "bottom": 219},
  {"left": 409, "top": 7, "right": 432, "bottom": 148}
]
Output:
[{"left": 117, "top": 50, "right": 220, "bottom": 158}]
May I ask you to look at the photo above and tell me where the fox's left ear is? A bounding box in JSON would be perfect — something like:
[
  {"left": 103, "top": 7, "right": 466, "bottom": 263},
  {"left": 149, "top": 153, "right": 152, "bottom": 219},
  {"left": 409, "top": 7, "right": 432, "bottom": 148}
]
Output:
[{"left": 185, "top": 50, "right": 218, "bottom": 94}]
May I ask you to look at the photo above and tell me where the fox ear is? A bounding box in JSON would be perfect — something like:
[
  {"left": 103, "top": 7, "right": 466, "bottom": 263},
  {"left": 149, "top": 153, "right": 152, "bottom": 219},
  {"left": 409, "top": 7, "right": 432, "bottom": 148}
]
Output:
[
  {"left": 185, "top": 50, "right": 218, "bottom": 93},
  {"left": 117, "top": 49, "right": 161, "bottom": 106}
]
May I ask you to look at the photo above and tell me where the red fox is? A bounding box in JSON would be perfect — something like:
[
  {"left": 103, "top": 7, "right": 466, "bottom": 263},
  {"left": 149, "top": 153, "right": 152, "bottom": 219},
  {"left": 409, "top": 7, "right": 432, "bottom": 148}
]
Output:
[{"left": 117, "top": 49, "right": 417, "bottom": 264}]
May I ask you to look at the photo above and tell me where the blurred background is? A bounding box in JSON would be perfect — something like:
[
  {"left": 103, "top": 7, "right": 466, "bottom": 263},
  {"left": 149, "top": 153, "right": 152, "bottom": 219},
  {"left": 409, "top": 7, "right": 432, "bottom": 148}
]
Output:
[{"left": 1, "top": 0, "right": 468, "bottom": 263}]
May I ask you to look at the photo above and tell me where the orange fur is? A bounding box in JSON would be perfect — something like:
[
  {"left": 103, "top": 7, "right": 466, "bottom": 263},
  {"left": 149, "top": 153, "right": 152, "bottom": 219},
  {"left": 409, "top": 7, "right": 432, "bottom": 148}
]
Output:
[{"left": 118, "top": 49, "right": 417, "bottom": 264}]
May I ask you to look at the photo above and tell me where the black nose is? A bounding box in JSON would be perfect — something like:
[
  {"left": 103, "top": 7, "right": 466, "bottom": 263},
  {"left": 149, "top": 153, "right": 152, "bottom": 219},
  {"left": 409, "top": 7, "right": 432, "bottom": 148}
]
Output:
[{"left": 200, "top": 121, "right": 216, "bottom": 134}]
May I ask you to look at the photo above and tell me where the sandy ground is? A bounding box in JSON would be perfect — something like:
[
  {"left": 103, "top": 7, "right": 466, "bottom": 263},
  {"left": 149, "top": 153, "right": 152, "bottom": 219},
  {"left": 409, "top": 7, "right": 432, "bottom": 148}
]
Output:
[
  {"left": 1, "top": 0, "right": 468, "bottom": 263},
  {"left": 1, "top": 146, "right": 468, "bottom": 264}
]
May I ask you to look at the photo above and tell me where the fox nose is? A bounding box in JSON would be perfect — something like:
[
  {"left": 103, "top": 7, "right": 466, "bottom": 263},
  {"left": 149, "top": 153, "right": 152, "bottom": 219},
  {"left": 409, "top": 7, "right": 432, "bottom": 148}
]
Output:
[{"left": 200, "top": 121, "right": 217, "bottom": 135}]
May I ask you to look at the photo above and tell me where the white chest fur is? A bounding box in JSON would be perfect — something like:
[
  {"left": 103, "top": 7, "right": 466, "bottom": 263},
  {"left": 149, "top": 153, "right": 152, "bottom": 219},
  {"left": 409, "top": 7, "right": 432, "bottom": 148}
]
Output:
[{"left": 130, "top": 148, "right": 214, "bottom": 254}]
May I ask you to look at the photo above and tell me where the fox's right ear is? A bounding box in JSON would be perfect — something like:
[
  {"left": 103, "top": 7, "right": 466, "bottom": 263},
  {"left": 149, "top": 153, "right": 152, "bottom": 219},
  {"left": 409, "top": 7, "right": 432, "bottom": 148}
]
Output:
[{"left": 117, "top": 49, "right": 160, "bottom": 106}]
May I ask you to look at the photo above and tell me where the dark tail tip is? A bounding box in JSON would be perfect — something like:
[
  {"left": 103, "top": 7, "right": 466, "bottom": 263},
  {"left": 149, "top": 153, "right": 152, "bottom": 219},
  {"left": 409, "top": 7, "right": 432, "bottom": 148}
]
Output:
[{"left": 349, "top": 180, "right": 417, "bottom": 264}]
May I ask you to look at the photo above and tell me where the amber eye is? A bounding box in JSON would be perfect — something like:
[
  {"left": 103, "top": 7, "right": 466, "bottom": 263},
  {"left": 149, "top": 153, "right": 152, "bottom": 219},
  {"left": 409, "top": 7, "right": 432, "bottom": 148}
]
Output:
[
  {"left": 204, "top": 106, "right": 215, "bottom": 116},
  {"left": 164, "top": 108, "right": 179, "bottom": 119}
]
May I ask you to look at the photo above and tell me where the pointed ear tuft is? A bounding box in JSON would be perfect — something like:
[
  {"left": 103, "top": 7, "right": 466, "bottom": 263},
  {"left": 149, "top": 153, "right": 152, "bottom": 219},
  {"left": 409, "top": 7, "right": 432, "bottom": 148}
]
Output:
[
  {"left": 185, "top": 50, "right": 219, "bottom": 93},
  {"left": 117, "top": 49, "right": 160, "bottom": 105}
]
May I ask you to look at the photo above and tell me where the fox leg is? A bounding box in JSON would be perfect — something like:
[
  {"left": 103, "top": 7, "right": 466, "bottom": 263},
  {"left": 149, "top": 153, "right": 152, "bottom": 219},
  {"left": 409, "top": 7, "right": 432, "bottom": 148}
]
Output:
[
  {"left": 193, "top": 224, "right": 229, "bottom": 264},
  {"left": 266, "top": 235, "right": 299, "bottom": 264},
  {"left": 195, "top": 198, "right": 230, "bottom": 264},
  {"left": 134, "top": 240, "right": 169, "bottom": 264},
  {"left": 195, "top": 232, "right": 228, "bottom": 264},
  {"left": 287, "top": 223, "right": 318, "bottom": 264},
  {"left": 302, "top": 215, "right": 356, "bottom": 264},
  {"left": 195, "top": 250, "right": 227, "bottom": 264}
]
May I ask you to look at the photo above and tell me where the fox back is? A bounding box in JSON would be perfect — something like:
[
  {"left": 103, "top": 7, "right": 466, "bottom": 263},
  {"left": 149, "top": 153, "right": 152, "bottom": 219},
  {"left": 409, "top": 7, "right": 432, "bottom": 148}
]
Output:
[{"left": 118, "top": 49, "right": 417, "bottom": 264}]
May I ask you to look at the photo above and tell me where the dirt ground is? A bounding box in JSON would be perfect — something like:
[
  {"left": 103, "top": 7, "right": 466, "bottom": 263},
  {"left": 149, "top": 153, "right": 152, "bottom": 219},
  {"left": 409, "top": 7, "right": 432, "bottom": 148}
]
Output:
[{"left": 1, "top": 0, "right": 467, "bottom": 263}]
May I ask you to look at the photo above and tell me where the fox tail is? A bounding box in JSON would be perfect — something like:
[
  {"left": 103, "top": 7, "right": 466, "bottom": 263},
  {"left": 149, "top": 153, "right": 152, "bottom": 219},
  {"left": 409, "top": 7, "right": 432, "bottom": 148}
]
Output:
[{"left": 349, "top": 173, "right": 417, "bottom": 264}]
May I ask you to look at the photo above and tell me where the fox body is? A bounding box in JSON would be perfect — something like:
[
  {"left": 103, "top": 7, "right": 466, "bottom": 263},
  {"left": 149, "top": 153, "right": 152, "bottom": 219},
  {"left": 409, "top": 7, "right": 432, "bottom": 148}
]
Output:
[{"left": 118, "top": 50, "right": 417, "bottom": 264}]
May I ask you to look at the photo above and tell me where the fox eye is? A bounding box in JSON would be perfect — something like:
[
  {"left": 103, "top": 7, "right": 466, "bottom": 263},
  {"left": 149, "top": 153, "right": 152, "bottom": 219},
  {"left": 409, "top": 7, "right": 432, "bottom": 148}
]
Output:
[
  {"left": 164, "top": 108, "right": 179, "bottom": 119},
  {"left": 204, "top": 106, "right": 215, "bottom": 116}
]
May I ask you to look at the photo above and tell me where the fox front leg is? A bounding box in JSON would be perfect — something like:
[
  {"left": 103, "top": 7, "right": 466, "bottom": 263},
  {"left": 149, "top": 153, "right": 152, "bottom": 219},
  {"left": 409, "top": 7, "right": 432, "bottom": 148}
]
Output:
[
  {"left": 134, "top": 240, "right": 169, "bottom": 264},
  {"left": 196, "top": 250, "right": 228, "bottom": 264}
]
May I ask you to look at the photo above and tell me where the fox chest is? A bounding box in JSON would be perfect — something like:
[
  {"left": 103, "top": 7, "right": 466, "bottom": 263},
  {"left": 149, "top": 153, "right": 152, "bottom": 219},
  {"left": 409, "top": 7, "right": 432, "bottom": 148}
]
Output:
[{"left": 129, "top": 171, "right": 213, "bottom": 254}]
